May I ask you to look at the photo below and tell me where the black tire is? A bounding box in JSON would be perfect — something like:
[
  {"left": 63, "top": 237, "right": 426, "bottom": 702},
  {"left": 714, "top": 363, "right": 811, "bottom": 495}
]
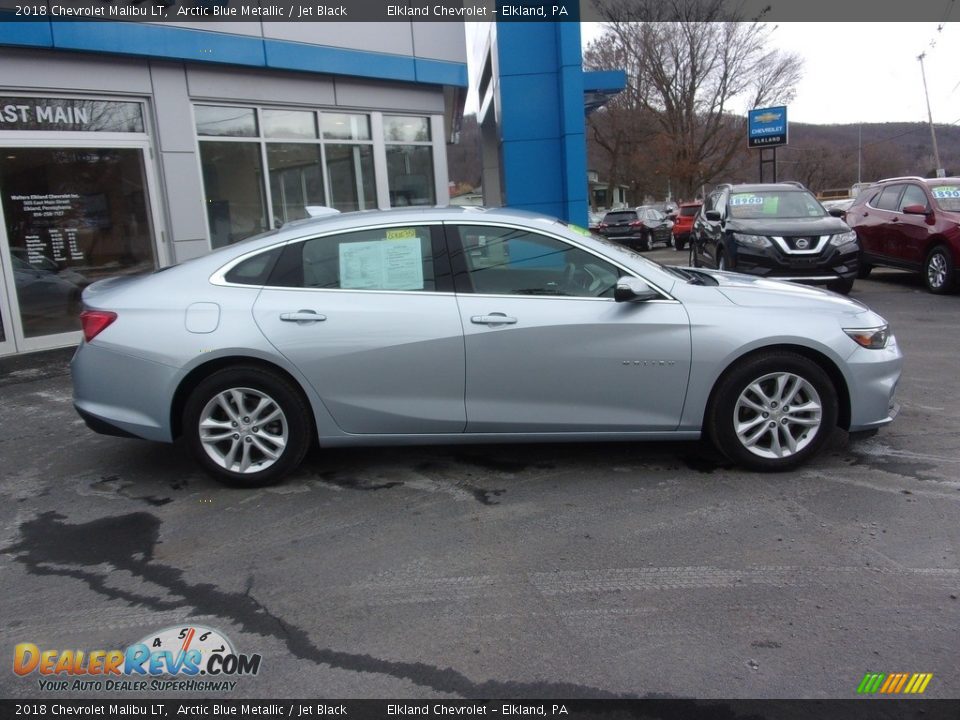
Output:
[
  {"left": 674, "top": 236, "right": 685, "bottom": 252},
  {"left": 827, "top": 277, "right": 854, "bottom": 295},
  {"left": 707, "top": 352, "right": 838, "bottom": 472},
  {"left": 688, "top": 241, "right": 699, "bottom": 267},
  {"left": 717, "top": 251, "right": 727, "bottom": 271},
  {"left": 639, "top": 233, "right": 651, "bottom": 252},
  {"left": 924, "top": 245, "right": 956, "bottom": 294},
  {"left": 183, "top": 366, "right": 312, "bottom": 487},
  {"left": 856, "top": 260, "right": 872, "bottom": 279}
]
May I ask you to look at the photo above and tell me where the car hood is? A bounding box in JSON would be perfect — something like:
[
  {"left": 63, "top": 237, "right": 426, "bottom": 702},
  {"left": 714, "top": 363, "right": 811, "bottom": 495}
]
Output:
[
  {"left": 726, "top": 215, "right": 850, "bottom": 236},
  {"left": 695, "top": 269, "right": 870, "bottom": 315}
]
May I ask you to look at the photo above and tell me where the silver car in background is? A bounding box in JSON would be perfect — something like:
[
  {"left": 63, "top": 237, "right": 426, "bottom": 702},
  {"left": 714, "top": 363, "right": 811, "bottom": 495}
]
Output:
[{"left": 72, "top": 207, "right": 902, "bottom": 487}]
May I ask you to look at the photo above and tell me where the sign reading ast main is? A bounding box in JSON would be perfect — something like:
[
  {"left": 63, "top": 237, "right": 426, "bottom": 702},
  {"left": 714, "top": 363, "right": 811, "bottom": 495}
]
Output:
[{"left": 748, "top": 106, "right": 788, "bottom": 148}]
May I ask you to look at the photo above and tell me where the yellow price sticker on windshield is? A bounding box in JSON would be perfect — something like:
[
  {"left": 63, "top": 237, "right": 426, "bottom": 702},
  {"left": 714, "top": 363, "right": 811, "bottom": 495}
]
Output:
[{"left": 386, "top": 228, "right": 417, "bottom": 240}]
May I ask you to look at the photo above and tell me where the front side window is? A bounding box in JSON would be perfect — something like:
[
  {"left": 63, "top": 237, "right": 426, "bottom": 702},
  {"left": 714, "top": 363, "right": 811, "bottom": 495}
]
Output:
[
  {"left": 451, "top": 226, "right": 620, "bottom": 298},
  {"left": 899, "top": 184, "right": 929, "bottom": 212},
  {"left": 269, "top": 226, "right": 436, "bottom": 292}
]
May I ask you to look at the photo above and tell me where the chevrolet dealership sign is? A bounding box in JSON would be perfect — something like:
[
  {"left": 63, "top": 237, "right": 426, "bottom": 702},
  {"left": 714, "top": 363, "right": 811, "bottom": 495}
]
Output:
[{"left": 748, "top": 106, "right": 788, "bottom": 148}]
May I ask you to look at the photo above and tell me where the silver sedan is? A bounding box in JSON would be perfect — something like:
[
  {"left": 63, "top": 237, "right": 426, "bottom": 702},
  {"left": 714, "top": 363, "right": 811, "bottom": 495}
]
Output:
[{"left": 72, "top": 207, "right": 902, "bottom": 486}]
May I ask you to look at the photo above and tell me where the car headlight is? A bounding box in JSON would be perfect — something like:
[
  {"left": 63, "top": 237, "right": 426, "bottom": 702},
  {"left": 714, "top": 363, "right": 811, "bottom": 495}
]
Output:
[
  {"left": 732, "top": 232, "right": 770, "bottom": 248},
  {"left": 844, "top": 325, "right": 890, "bottom": 349},
  {"left": 829, "top": 231, "right": 858, "bottom": 247}
]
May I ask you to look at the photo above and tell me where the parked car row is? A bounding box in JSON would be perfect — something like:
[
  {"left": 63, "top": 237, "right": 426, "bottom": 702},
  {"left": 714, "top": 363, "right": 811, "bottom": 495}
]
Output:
[{"left": 671, "top": 177, "right": 960, "bottom": 295}]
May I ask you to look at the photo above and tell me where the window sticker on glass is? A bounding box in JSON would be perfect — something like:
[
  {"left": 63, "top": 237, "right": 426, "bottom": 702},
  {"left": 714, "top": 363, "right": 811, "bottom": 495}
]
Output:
[
  {"left": 339, "top": 238, "right": 424, "bottom": 290},
  {"left": 385, "top": 228, "right": 418, "bottom": 240},
  {"left": 932, "top": 186, "right": 960, "bottom": 198},
  {"left": 730, "top": 194, "right": 764, "bottom": 206},
  {"left": 567, "top": 224, "right": 592, "bottom": 237}
]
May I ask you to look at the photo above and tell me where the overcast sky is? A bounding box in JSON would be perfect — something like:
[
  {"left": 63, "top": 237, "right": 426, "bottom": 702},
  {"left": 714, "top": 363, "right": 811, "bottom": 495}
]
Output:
[{"left": 579, "top": 22, "right": 960, "bottom": 126}]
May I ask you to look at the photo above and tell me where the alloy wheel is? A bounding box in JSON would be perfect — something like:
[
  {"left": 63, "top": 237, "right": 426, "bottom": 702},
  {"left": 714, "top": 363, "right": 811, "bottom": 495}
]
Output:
[
  {"left": 198, "top": 387, "right": 288, "bottom": 474},
  {"left": 927, "top": 251, "right": 948, "bottom": 289},
  {"left": 733, "top": 372, "right": 822, "bottom": 459}
]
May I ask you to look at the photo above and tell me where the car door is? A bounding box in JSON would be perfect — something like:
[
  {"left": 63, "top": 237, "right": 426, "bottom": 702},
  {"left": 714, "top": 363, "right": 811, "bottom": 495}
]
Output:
[
  {"left": 252, "top": 223, "right": 466, "bottom": 434},
  {"left": 447, "top": 223, "right": 692, "bottom": 433},
  {"left": 891, "top": 183, "right": 932, "bottom": 267},
  {"left": 694, "top": 192, "right": 724, "bottom": 266},
  {"left": 870, "top": 184, "right": 905, "bottom": 260}
]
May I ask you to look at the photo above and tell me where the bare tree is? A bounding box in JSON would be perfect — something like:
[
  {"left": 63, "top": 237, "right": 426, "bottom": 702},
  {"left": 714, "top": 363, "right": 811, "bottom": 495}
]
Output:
[{"left": 587, "top": 1, "right": 803, "bottom": 198}]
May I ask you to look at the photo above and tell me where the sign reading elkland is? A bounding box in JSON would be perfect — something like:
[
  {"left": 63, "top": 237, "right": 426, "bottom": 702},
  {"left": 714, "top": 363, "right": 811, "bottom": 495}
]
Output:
[{"left": 748, "top": 106, "right": 788, "bottom": 148}]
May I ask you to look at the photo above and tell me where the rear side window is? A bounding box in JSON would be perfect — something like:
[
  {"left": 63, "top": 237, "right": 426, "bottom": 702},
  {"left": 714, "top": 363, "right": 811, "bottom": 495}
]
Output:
[
  {"left": 874, "top": 185, "right": 904, "bottom": 211},
  {"left": 224, "top": 246, "right": 283, "bottom": 285},
  {"left": 268, "top": 226, "right": 438, "bottom": 291}
]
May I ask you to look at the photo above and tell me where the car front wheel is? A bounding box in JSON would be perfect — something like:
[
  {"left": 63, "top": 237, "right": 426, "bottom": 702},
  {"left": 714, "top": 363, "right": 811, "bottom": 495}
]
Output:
[
  {"left": 707, "top": 352, "right": 838, "bottom": 472},
  {"left": 924, "top": 245, "right": 956, "bottom": 294},
  {"left": 184, "top": 366, "right": 312, "bottom": 487}
]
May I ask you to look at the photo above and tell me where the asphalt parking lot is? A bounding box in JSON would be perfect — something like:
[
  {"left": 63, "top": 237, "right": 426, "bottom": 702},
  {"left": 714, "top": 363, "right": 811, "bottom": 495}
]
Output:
[{"left": 1, "top": 250, "right": 958, "bottom": 700}]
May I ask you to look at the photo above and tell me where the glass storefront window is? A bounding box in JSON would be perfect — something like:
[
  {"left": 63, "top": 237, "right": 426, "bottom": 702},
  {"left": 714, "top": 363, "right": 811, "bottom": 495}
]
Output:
[
  {"left": 325, "top": 144, "right": 376, "bottom": 212},
  {"left": 199, "top": 141, "right": 268, "bottom": 248},
  {"left": 0, "top": 147, "right": 156, "bottom": 339},
  {"left": 262, "top": 110, "right": 317, "bottom": 140},
  {"left": 0, "top": 97, "right": 144, "bottom": 132},
  {"left": 321, "top": 113, "right": 371, "bottom": 141},
  {"left": 266, "top": 144, "right": 325, "bottom": 225},
  {"left": 383, "top": 116, "right": 431, "bottom": 143},
  {"left": 195, "top": 105, "right": 258, "bottom": 137},
  {"left": 386, "top": 145, "right": 435, "bottom": 207}
]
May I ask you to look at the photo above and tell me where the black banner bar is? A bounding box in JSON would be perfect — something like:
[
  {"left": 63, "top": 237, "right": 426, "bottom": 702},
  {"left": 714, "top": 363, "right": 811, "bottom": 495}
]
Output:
[{"left": 2, "top": 700, "right": 960, "bottom": 720}]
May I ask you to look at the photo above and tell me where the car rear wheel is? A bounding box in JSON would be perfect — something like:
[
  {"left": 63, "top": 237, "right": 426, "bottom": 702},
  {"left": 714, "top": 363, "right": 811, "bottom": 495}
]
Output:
[
  {"left": 639, "top": 232, "right": 651, "bottom": 252},
  {"left": 184, "top": 366, "right": 311, "bottom": 487},
  {"left": 674, "top": 236, "right": 685, "bottom": 252},
  {"left": 924, "top": 245, "right": 956, "bottom": 294},
  {"left": 707, "top": 352, "right": 838, "bottom": 472}
]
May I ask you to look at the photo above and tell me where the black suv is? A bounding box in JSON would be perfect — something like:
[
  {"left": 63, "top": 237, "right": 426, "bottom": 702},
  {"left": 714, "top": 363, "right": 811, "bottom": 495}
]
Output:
[
  {"left": 598, "top": 207, "right": 673, "bottom": 251},
  {"left": 690, "top": 182, "right": 860, "bottom": 294}
]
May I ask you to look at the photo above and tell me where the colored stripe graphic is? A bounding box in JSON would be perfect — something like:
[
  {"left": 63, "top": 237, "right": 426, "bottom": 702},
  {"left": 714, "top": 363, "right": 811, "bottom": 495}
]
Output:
[{"left": 857, "top": 672, "right": 932, "bottom": 694}]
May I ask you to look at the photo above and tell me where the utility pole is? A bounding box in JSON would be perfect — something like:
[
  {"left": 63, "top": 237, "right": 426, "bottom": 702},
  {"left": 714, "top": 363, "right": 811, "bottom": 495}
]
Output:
[
  {"left": 918, "top": 52, "right": 945, "bottom": 177},
  {"left": 857, "top": 123, "right": 862, "bottom": 184}
]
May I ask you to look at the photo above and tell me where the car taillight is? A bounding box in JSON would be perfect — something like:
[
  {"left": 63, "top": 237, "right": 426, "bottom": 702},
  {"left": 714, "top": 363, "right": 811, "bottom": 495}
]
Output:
[
  {"left": 598, "top": 223, "right": 607, "bottom": 229},
  {"left": 80, "top": 310, "right": 117, "bottom": 342},
  {"left": 629, "top": 220, "right": 644, "bottom": 227}
]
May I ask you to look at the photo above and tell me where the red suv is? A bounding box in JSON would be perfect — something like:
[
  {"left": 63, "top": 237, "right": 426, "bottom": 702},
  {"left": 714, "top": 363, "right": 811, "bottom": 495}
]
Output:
[
  {"left": 671, "top": 201, "right": 702, "bottom": 252},
  {"left": 846, "top": 176, "right": 960, "bottom": 293}
]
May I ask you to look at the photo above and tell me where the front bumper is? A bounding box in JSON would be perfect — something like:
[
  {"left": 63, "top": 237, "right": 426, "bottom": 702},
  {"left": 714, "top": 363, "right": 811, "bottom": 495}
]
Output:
[
  {"left": 730, "top": 241, "right": 859, "bottom": 284},
  {"left": 844, "top": 336, "right": 903, "bottom": 432}
]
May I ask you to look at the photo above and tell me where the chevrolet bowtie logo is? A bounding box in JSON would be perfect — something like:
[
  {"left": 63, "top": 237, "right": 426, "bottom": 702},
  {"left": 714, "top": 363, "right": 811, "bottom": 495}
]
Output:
[{"left": 754, "top": 112, "right": 782, "bottom": 123}]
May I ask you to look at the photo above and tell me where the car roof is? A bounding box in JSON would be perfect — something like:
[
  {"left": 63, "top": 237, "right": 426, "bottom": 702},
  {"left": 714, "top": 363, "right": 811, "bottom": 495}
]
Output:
[
  {"left": 678, "top": 201, "right": 702, "bottom": 206},
  {"left": 723, "top": 183, "right": 810, "bottom": 193}
]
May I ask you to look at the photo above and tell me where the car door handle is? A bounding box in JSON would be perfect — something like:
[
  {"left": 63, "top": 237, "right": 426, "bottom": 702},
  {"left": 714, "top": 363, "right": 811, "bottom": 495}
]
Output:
[
  {"left": 280, "top": 311, "right": 327, "bottom": 323},
  {"left": 471, "top": 313, "right": 517, "bottom": 326}
]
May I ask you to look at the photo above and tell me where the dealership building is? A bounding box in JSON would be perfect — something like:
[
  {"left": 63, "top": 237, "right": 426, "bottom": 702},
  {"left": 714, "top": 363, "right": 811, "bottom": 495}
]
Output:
[{"left": 0, "top": 18, "right": 467, "bottom": 355}]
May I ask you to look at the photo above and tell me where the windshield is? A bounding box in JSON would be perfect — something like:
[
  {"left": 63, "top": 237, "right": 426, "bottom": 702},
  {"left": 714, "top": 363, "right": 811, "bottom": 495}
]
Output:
[
  {"left": 930, "top": 185, "right": 960, "bottom": 212},
  {"left": 679, "top": 206, "right": 700, "bottom": 217},
  {"left": 727, "top": 190, "right": 826, "bottom": 219}
]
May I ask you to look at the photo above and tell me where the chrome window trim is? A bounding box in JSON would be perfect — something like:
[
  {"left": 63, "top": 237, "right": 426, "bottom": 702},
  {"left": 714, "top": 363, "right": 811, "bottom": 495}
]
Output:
[{"left": 446, "top": 220, "right": 677, "bottom": 301}]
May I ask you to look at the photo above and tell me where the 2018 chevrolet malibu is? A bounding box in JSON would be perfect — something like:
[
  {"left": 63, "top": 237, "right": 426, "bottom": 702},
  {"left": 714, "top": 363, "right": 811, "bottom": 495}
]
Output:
[{"left": 71, "top": 207, "right": 902, "bottom": 487}]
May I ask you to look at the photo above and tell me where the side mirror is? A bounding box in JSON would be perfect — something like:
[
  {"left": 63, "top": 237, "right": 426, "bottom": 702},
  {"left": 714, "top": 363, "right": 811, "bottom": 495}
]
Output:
[
  {"left": 902, "top": 204, "right": 930, "bottom": 216},
  {"left": 827, "top": 207, "right": 845, "bottom": 218},
  {"left": 705, "top": 210, "right": 722, "bottom": 221},
  {"left": 615, "top": 277, "right": 660, "bottom": 303}
]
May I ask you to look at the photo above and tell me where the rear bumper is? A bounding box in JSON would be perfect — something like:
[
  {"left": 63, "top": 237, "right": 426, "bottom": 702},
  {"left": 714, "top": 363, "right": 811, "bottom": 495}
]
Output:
[{"left": 71, "top": 341, "right": 178, "bottom": 442}]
